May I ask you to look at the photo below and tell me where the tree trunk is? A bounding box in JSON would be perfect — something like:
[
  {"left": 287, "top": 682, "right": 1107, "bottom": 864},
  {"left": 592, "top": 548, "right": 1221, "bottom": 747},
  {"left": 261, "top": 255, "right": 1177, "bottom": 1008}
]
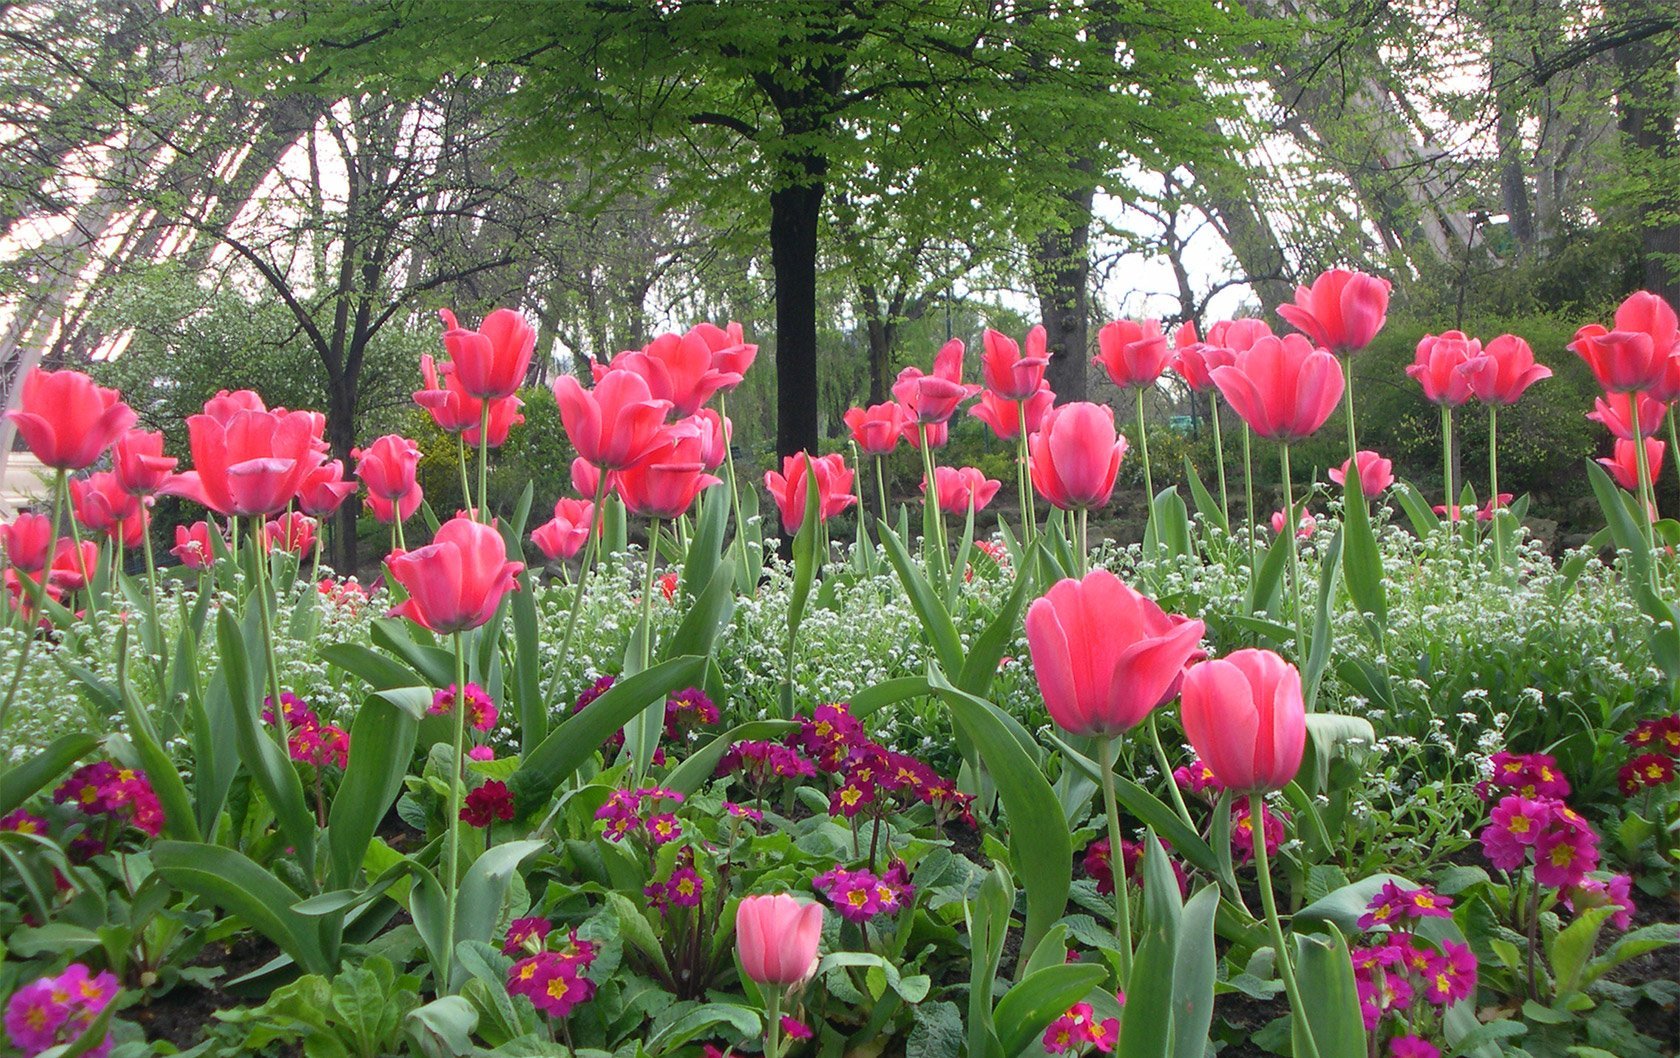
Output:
[
  {"left": 326, "top": 379, "right": 360, "bottom": 574},
  {"left": 1609, "top": 0, "right": 1680, "bottom": 302},
  {"left": 769, "top": 174, "right": 825, "bottom": 463},
  {"left": 1034, "top": 183, "right": 1095, "bottom": 404}
]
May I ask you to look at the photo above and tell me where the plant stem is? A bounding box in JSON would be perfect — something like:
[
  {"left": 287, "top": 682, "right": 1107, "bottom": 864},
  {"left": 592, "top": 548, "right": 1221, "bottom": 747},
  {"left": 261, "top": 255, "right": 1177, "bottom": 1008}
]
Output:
[
  {"left": 764, "top": 988, "right": 783, "bottom": 1058},
  {"left": 874, "top": 455, "right": 889, "bottom": 524},
  {"left": 917, "top": 424, "right": 947, "bottom": 578},
  {"left": 1342, "top": 356, "right": 1358, "bottom": 467},
  {"left": 59, "top": 475, "right": 96, "bottom": 629},
  {"left": 1148, "top": 713, "right": 1198, "bottom": 832},
  {"left": 476, "top": 403, "right": 491, "bottom": 522},
  {"left": 1524, "top": 864, "right": 1542, "bottom": 1001},
  {"left": 1135, "top": 387, "right": 1155, "bottom": 553},
  {"left": 457, "top": 434, "right": 474, "bottom": 514},
  {"left": 1242, "top": 425, "right": 1256, "bottom": 600},
  {"left": 1441, "top": 404, "right": 1456, "bottom": 536},
  {"left": 1210, "top": 395, "right": 1229, "bottom": 525},
  {"left": 1279, "top": 445, "right": 1306, "bottom": 662},
  {"left": 1077, "top": 507, "right": 1089, "bottom": 578},
  {"left": 1017, "top": 400, "right": 1038, "bottom": 543},
  {"left": 1489, "top": 405, "right": 1505, "bottom": 575},
  {"left": 0, "top": 468, "right": 65, "bottom": 736},
  {"left": 1631, "top": 395, "right": 1658, "bottom": 550},
  {"left": 1251, "top": 792, "right": 1321, "bottom": 1058},
  {"left": 720, "top": 394, "right": 753, "bottom": 583},
  {"left": 545, "top": 471, "right": 612, "bottom": 709},
  {"left": 1098, "top": 738, "right": 1134, "bottom": 984},
  {"left": 249, "top": 517, "right": 292, "bottom": 749},
  {"left": 442, "top": 630, "right": 469, "bottom": 994}
]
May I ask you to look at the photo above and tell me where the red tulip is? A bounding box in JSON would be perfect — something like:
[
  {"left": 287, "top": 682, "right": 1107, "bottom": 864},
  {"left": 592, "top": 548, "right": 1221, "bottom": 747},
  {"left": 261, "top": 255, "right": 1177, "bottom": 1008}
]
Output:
[
  {"left": 438, "top": 308, "right": 536, "bottom": 400},
  {"left": 1570, "top": 292, "right": 1680, "bottom": 394},
  {"left": 687, "top": 409, "right": 731, "bottom": 471},
  {"left": 1461, "top": 334, "right": 1551, "bottom": 405},
  {"left": 735, "top": 893, "right": 823, "bottom": 987},
  {"left": 1275, "top": 268, "right": 1391, "bottom": 354},
  {"left": 764, "top": 453, "right": 857, "bottom": 534},
  {"left": 71, "top": 472, "right": 145, "bottom": 547},
  {"left": 113, "top": 430, "right": 176, "bottom": 497},
  {"left": 1025, "top": 569, "right": 1206, "bottom": 737},
  {"left": 202, "top": 389, "right": 266, "bottom": 424},
  {"left": 1328, "top": 450, "right": 1394, "bottom": 498},
  {"left": 387, "top": 515, "right": 523, "bottom": 634},
  {"left": 1205, "top": 318, "right": 1275, "bottom": 353},
  {"left": 1406, "top": 331, "right": 1480, "bottom": 407},
  {"left": 172, "top": 522, "right": 218, "bottom": 569},
  {"left": 265, "top": 512, "right": 317, "bottom": 555},
  {"left": 901, "top": 419, "right": 948, "bottom": 449},
  {"left": 167, "top": 399, "right": 322, "bottom": 518},
  {"left": 1209, "top": 334, "right": 1344, "bottom": 442},
  {"left": 1181, "top": 649, "right": 1305, "bottom": 793},
  {"left": 415, "top": 354, "right": 526, "bottom": 445},
  {"left": 970, "top": 386, "right": 1054, "bottom": 442},
  {"left": 1599, "top": 437, "right": 1665, "bottom": 492},
  {"left": 571, "top": 456, "right": 608, "bottom": 499},
  {"left": 532, "top": 498, "right": 595, "bottom": 560},
  {"left": 924, "top": 466, "right": 1002, "bottom": 516},
  {"left": 297, "top": 459, "right": 358, "bottom": 517},
  {"left": 355, "top": 434, "right": 424, "bottom": 525},
  {"left": 7, "top": 368, "right": 137, "bottom": 470},
  {"left": 615, "top": 425, "right": 722, "bottom": 520},
  {"left": 894, "top": 339, "right": 977, "bottom": 425},
  {"left": 686, "top": 321, "right": 757, "bottom": 392},
  {"left": 595, "top": 331, "right": 741, "bottom": 418},
  {"left": 553, "top": 369, "right": 673, "bottom": 471},
  {"left": 0, "top": 513, "right": 54, "bottom": 573},
  {"left": 981, "top": 326, "right": 1050, "bottom": 400},
  {"left": 1169, "top": 324, "right": 1236, "bottom": 394},
  {"left": 843, "top": 402, "right": 905, "bottom": 456},
  {"left": 45, "top": 538, "right": 99, "bottom": 594},
  {"left": 1587, "top": 392, "right": 1670, "bottom": 441},
  {"left": 1094, "top": 318, "right": 1170, "bottom": 389},
  {"left": 1027, "top": 402, "right": 1127, "bottom": 511}
]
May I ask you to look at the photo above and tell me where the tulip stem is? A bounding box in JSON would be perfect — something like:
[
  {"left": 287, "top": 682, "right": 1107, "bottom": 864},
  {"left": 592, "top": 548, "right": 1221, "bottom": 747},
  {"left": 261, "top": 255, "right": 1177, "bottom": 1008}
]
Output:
[
  {"left": 59, "top": 475, "right": 97, "bottom": 630},
  {"left": 248, "top": 516, "right": 292, "bottom": 749},
  {"left": 1668, "top": 408, "right": 1680, "bottom": 495},
  {"left": 0, "top": 469, "right": 65, "bottom": 737},
  {"left": 1097, "top": 737, "right": 1133, "bottom": 985},
  {"left": 720, "top": 395, "right": 753, "bottom": 584},
  {"left": 545, "top": 471, "right": 612, "bottom": 717},
  {"left": 1210, "top": 395, "right": 1229, "bottom": 526},
  {"left": 917, "top": 424, "right": 947, "bottom": 579},
  {"left": 1077, "top": 507, "right": 1090, "bottom": 578},
  {"left": 1631, "top": 396, "right": 1658, "bottom": 551},
  {"left": 875, "top": 455, "right": 889, "bottom": 525},
  {"left": 477, "top": 404, "right": 492, "bottom": 522},
  {"left": 1489, "top": 405, "right": 1505, "bottom": 576},
  {"left": 764, "top": 987, "right": 783, "bottom": 1058},
  {"left": 441, "top": 630, "right": 469, "bottom": 994},
  {"left": 1251, "top": 792, "right": 1320, "bottom": 1058},
  {"left": 1016, "top": 401, "right": 1037, "bottom": 544},
  {"left": 140, "top": 509, "right": 165, "bottom": 686},
  {"left": 1278, "top": 445, "right": 1306, "bottom": 663},
  {"left": 1242, "top": 425, "right": 1256, "bottom": 603},
  {"left": 457, "top": 435, "right": 474, "bottom": 514},
  {"left": 1135, "top": 387, "right": 1155, "bottom": 557},
  {"left": 1441, "top": 404, "right": 1456, "bottom": 541},
  {"left": 1341, "top": 356, "right": 1358, "bottom": 468},
  {"left": 1148, "top": 713, "right": 1198, "bottom": 833}
]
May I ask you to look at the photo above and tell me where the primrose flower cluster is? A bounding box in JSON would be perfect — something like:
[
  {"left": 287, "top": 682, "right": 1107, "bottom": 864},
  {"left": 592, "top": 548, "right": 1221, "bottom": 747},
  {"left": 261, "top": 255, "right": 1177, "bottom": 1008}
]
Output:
[
  {"left": 1477, "top": 752, "right": 1601, "bottom": 888},
  {"left": 503, "top": 917, "right": 600, "bottom": 1021},
  {"left": 264, "top": 691, "right": 349, "bottom": 770},
  {"left": 4, "top": 963, "right": 119, "bottom": 1058},
  {"left": 1618, "top": 712, "right": 1680, "bottom": 797},
  {"left": 43, "top": 761, "right": 163, "bottom": 843},
  {"left": 1349, "top": 883, "right": 1476, "bottom": 1050}
]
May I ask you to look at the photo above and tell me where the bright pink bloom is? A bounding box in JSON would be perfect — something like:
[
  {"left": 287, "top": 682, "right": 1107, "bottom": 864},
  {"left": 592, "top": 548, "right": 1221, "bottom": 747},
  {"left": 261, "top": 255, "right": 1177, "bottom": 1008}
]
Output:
[
  {"left": 1271, "top": 508, "right": 1316, "bottom": 539},
  {"left": 1587, "top": 391, "right": 1669, "bottom": 440},
  {"left": 844, "top": 402, "right": 905, "bottom": 456},
  {"left": 925, "top": 466, "right": 1001, "bottom": 516},
  {"left": 387, "top": 516, "right": 523, "bottom": 634},
  {"left": 764, "top": 452, "right": 856, "bottom": 533},
  {"left": 1181, "top": 648, "right": 1307, "bottom": 793},
  {"left": 439, "top": 307, "right": 536, "bottom": 400},
  {"left": 894, "top": 338, "right": 977, "bottom": 425},
  {"left": 1210, "top": 334, "right": 1344, "bottom": 442},
  {"left": 415, "top": 353, "right": 527, "bottom": 445},
  {"left": 1275, "top": 268, "right": 1391, "bottom": 354},
  {"left": 265, "top": 512, "right": 317, "bottom": 555},
  {"left": 615, "top": 424, "right": 721, "bottom": 520},
  {"left": 172, "top": 522, "right": 218, "bottom": 569},
  {"left": 44, "top": 538, "right": 98, "bottom": 593},
  {"left": 1094, "top": 318, "right": 1170, "bottom": 389},
  {"left": 970, "top": 385, "right": 1054, "bottom": 441},
  {"left": 1571, "top": 293, "right": 1680, "bottom": 394},
  {"left": 167, "top": 397, "right": 321, "bottom": 518},
  {"left": 570, "top": 456, "right": 605, "bottom": 499},
  {"left": 1206, "top": 318, "right": 1276, "bottom": 353},
  {"left": 687, "top": 320, "right": 757, "bottom": 391},
  {"left": 981, "top": 326, "right": 1050, "bottom": 400},
  {"left": 902, "top": 419, "right": 948, "bottom": 449},
  {"left": 112, "top": 430, "right": 176, "bottom": 496},
  {"left": 1598, "top": 436, "right": 1664, "bottom": 493},
  {"left": 1169, "top": 323, "right": 1237, "bottom": 393},
  {"left": 354, "top": 434, "right": 423, "bottom": 525},
  {"left": 1407, "top": 331, "right": 1480, "bottom": 407},
  {"left": 296, "top": 459, "right": 358, "bottom": 517},
  {"left": 1025, "top": 569, "right": 1206, "bottom": 737},
  {"left": 1028, "top": 402, "right": 1127, "bottom": 511},
  {"left": 0, "top": 513, "right": 54, "bottom": 573},
  {"left": 687, "top": 409, "right": 731, "bottom": 471},
  {"left": 595, "top": 331, "right": 741, "bottom": 419},
  {"left": 1461, "top": 334, "right": 1551, "bottom": 405},
  {"left": 6, "top": 368, "right": 136, "bottom": 471},
  {"left": 71, "top": 472, "right": 145, "bottom": 548},
  {"left": 735, "top": 893, "right": 824, "bottom": 986},
  {"left": 532, "top": 498, "right": 594, "bottom": 560},
  {"left": 1329, "top": 450, "right": 1395, "bottom": 497},
  {"left": 553, "top": 369, "right": 673, "bottom": 471}
]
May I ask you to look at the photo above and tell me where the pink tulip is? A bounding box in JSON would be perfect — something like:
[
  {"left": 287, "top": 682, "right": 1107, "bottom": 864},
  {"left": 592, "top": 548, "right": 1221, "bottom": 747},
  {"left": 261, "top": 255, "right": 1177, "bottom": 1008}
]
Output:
[
  {"left": 1599, "top": 437, "right": 1665, "bottom": 493},
  {"left": 1205, "top": 318, "right": 1275, "bottom": 353},
  {"left": 1328, "top": 451, "right": 1394, "bottom": 498},
  {"left": 1275, "top": 268, "right": 1391, "bottom": 354},
  {"left": 1, "top": 512, "right": 55, "bottom": 573},
  {"left": 1406, "top": 331, "right": 1480, "bottom": 407},
  {"left": 553, "top": 369, "right": 673, "bottom": 471},
  {"left": 531, "top": 498, "right": 595, "bottom": 560},
  {"left": 902, "top": 419, "right": 948, "bottom": 449},
  {"left": 7, "top": 368, "right": 137, "bottom": 471},
  {"left": 1433, "top": 496, "right": 1513, "bottom": 524},
  {"left": 355, "top": 434, "right": 424, "bottom": 525},
  {"left": 595, "top": 331, "right": 742, "bottom": 419},
  {"left": 1169, "top": 324, "right": 1236, "bottom": 394},
  {"left": 970, "top": 386, "right": 1054, "bottom": 442},
  {"left": 388, "top": 515, "right": 523, "bottom": 634},
  {"left": 764, "top": 453, "right": 857, "bottom": 533},
  {"left": 166, "top": 400, "right": 321, "bottom": 518},
  {"left": 1270, "top": 508, "right": 1316, "bottom": 539},
  {"left": 1587, "top": 392, "right": 1669, "bottom": 441},
  {"left": 1570, "top": 292, "right": 1680, "bottom": 394},
  {"left": 571, "top": 456, "right": 608, "bottom": 499},
  {"left": 113, "top": 430, "right": 177, "bottom": 497},
  {"left": 843, "top": 402, "right": 905, "bottom": 456},
  {"left": 615, "top": 426, "right": 722, "bottom": 520},
  {"left": 894, "top": 339, "right": 978, "bottom": 425},
  {"left": 1180, "top": 649, "right": 1306, "bottom": 793},
  {"left": 265, "top": 512, "right": 317, "bottom": 555},
  {"left": 1460, "top": 334, "right": 1551, "bottom": 405},
  {"left": 1028, "top": 402, "right": 1127, "bottom": 511},
  {"left": 735, "top": 893, "right": 823, "bottom": 987},
  {"left": 1093, "top": 319, "right": 1170, "bottom": 390},
  {"left": 71, "top": 472, "right": 145, "bottom": 547},
  {"left": 415, "top": 353, "right": 526, "bottom": 446},
  {"left": 297, "top": 459, "right": 358, "bottom": 517},
  {"left": 925, "top": 466, "right": 1001, "bottom": 516},
  {"left": 1024, "top": 569, "right": 1206, "bottom": 737},
  {"left": 172, "top": 522, "right": 218, "bottom": 569},
  {"left": 686, "top": 321, "right": 757, "bottom": 391},
  {"left": 439, "top": 308, "right": 536, "bottom": 400},
  {"left": 44, "top": 538, "right": 99, "bottom": 593},
  {"left": 981, "top": 326, "right": 1050, "bottom": 400},
  {"left": 202, "top": 389, "right": 265, "bottom": 424},
  {"left": 1209, "top": 334, "right": 1344, "bottom": 442},
  {"left": 687, "top": 409, "right": 732, "bottom": 471}
]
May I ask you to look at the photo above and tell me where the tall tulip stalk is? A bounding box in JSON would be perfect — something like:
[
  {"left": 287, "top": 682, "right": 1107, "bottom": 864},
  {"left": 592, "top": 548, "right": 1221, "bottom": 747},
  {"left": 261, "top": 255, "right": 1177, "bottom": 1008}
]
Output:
[
  {"left": 1027, "top": 403, "right": 1126, "bottom": 577},
  {"left": 979, "top": 327, "right": 1051, "bottom": 543},
  {"left": 438, "top": 309, "right": 535, "bottom": 522},
  {"left": 1094, "top": 319, "right": 1171, "bottom": 548},
  {"left": 1276, "top": 268, "right": 1391, "bottom": 471},
  {"left": 893, "top": 338, "right": 974, "bottom": 574},
  {"left": 1462, "top": 334, "right": 1551, "bottom": 571},
  {"left": 1408, "top": 331, "right": 1479, "bottom": 537}
]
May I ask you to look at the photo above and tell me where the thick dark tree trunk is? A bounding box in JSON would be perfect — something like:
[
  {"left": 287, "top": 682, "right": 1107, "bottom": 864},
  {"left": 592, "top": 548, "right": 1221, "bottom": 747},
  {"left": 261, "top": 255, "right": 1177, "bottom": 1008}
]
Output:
[
  {"left": 769, "top": 174, "right": 825, "bottom": 464},
  {"left": 1034, "top": 184, "right": 1095, "bottom": 405},
  {"left": 326, "top": 380, "right": 360, "bottom": 575}
]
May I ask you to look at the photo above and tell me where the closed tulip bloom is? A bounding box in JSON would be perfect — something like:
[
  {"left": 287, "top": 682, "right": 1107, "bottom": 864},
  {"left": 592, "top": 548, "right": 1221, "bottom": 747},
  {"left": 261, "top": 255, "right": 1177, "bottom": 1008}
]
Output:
[
  {"left": 166, "top": 402, "right": 321, "bottom": 518},
  {"left": 1571, "top": 293, "right": 1679, "bottom": 393},
  {"left": 687, "top": 409, "right": 731, "bottom": 471},
  {"left": 1407, "top": 331, "right": 1480, "bottom": 407},
  {"left": 1205, "top": 318, "right": 1275, "bottom": 354},
  {"left": 616, "top": 425, "right": 722, "bottom": 520},
  {"left": 1275, "top": 268, "right": 1391, "bottom": 354},
  {"left": 1209, "top": 334, "right": 1344, "bottom": 442},
  {"left": 1270, "top": 508, "right": 1316, "bottom": 539},
  {"left": 1460, "top": 334, "right": 1551, "bottom": 405},
  {"left": 843, "top": 402, "right": 905, "bottom": 456},
  {"left": 1094, "top": 318, "right": 1171, "bottom": 390},
  {"left": 895, "top": 338, "right": 979, "bottom": 425},
  {"left": 970, "top": 386, "right": 1054, "bottom": 441},
  {"left": 1025, "top": 569, "right": 1206, "bottom": 737},
  {"left": 1181, "top": 649, "right": 1306, "bottom": 793},
  {"left": 296, "top": 459, "right": 358, "bottom": 517},
  {"left": 172, "top": 522, "right": 218, "bottom": 569},
  {"left": 1028, "top": 402, "right": 1127, "bottom": 511},
  {"left": 1, "top": 512, "right": 55, "bottom": 572},
  {"left": 532, "top": 497, "right": 595, "bottom": 560},
  {"left": 901, "top": 419, "right": 948, "bottom": 449},
  {"left": 764, "top": 453, "right": 857, "bottom": 533},
  {"left": 1599, "top": 436, "right": 1665, "bottom": 492},
  {"left": 1587, "top": 392, "right": 1670, "bottom": 441},
  {"left": 553, "top": 369, "right": 674, "bottom": 471},
  {"left": 1328, "top": 450, "right": 1394, "bottom": 497},
  {"left": 1169, "top": 324, "right": 1237, "bottom": 393},
  {"left": 7, "top": 368, "right": 137, "bottom": 470},
  {"left": 571, "top": 456, "right": 607, "bottom": 499},
  {"left": 71, "top": 472, "right": 144, "bottom": 546},
  {"left": 388, "top": 515, "right": 523, "bottom": 634},
  {"left": 355, "top": 435, "right": 424, "bottom": 524},
  {"left": 264, "top": 512, "right": 317, "bottom": 555},
  {"left": 415, "top": 354, "right": 479, "bottom": 434},
  {"left": 45, "top": 538, "right": 99, "bottom": 593},
  {"left": 439, "top": 307, "right": 536, "bottom": 400},
  {"left": 925, "top": 466, "right": 1002, "bottom": 515},
  {"left": 735, "top": 893, "right": 823, "bottom": 987},
  {"left": 981, "top": 326, "right": 1050, "bottom": 400},
  {"left": 687, "top": 321, "right": 757, "bottom": 390},
  {"left": 597, "top": 331, "right": 742, "bottom": 419},
  {"left": 113, "top": 430, "right": 177, "bottom": 497}
]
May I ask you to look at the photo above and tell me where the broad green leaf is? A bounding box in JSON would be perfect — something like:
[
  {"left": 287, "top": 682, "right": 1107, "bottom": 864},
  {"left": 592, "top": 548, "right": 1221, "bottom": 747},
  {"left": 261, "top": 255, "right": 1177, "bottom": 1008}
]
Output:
[
  {"left": 113, "top": 625, "right": 199, "bottom": 841},
  {"left": 1120, "top": 833, "right": 1181, "bottom": 1058},
  {"left": 1171, "top": 886, "right": 1221, "bottom": 1058},
  {"left": 957, "top": 548, "right": 1036, "bottom": 698},
  {"left": 878, "top": 521, "right": 964, "bottom": 674},
  {"left": 154, "top": 840, "right": 329, "bottom": 974},
  {"left": 1292, "top": 926, "right": 1366, "bottom": 1058},
  {"left": 663, "top": 719, "right": 798, "bottom": 795},
  {"left": 0, "top": 733, "right": 97, "bottom": 817},
  {"left": 1052, "top": 734, "right": 1222, "bottom": 879},
  {"left": 994, "top": 963, "right": 1109, "bottom": 1058},
  {"left": 1183, "top": 455, "right": 1229, "bottom": 534},
  {"left": 1340, "top": 463, "right": 1387, "bottom": 633},
  {"left": 328, "top": 694, "right": 419, "bottom": 890}
]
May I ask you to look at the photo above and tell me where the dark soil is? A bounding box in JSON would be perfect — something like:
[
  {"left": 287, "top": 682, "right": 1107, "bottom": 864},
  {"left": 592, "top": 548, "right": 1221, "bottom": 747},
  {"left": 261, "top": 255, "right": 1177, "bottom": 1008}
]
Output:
[
  {"left": 132, "top": 932, "right": 280, "bottom": 1052},
  {"left": 1604, "top": 890, "right": 1680, "bottom": 1049}
]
